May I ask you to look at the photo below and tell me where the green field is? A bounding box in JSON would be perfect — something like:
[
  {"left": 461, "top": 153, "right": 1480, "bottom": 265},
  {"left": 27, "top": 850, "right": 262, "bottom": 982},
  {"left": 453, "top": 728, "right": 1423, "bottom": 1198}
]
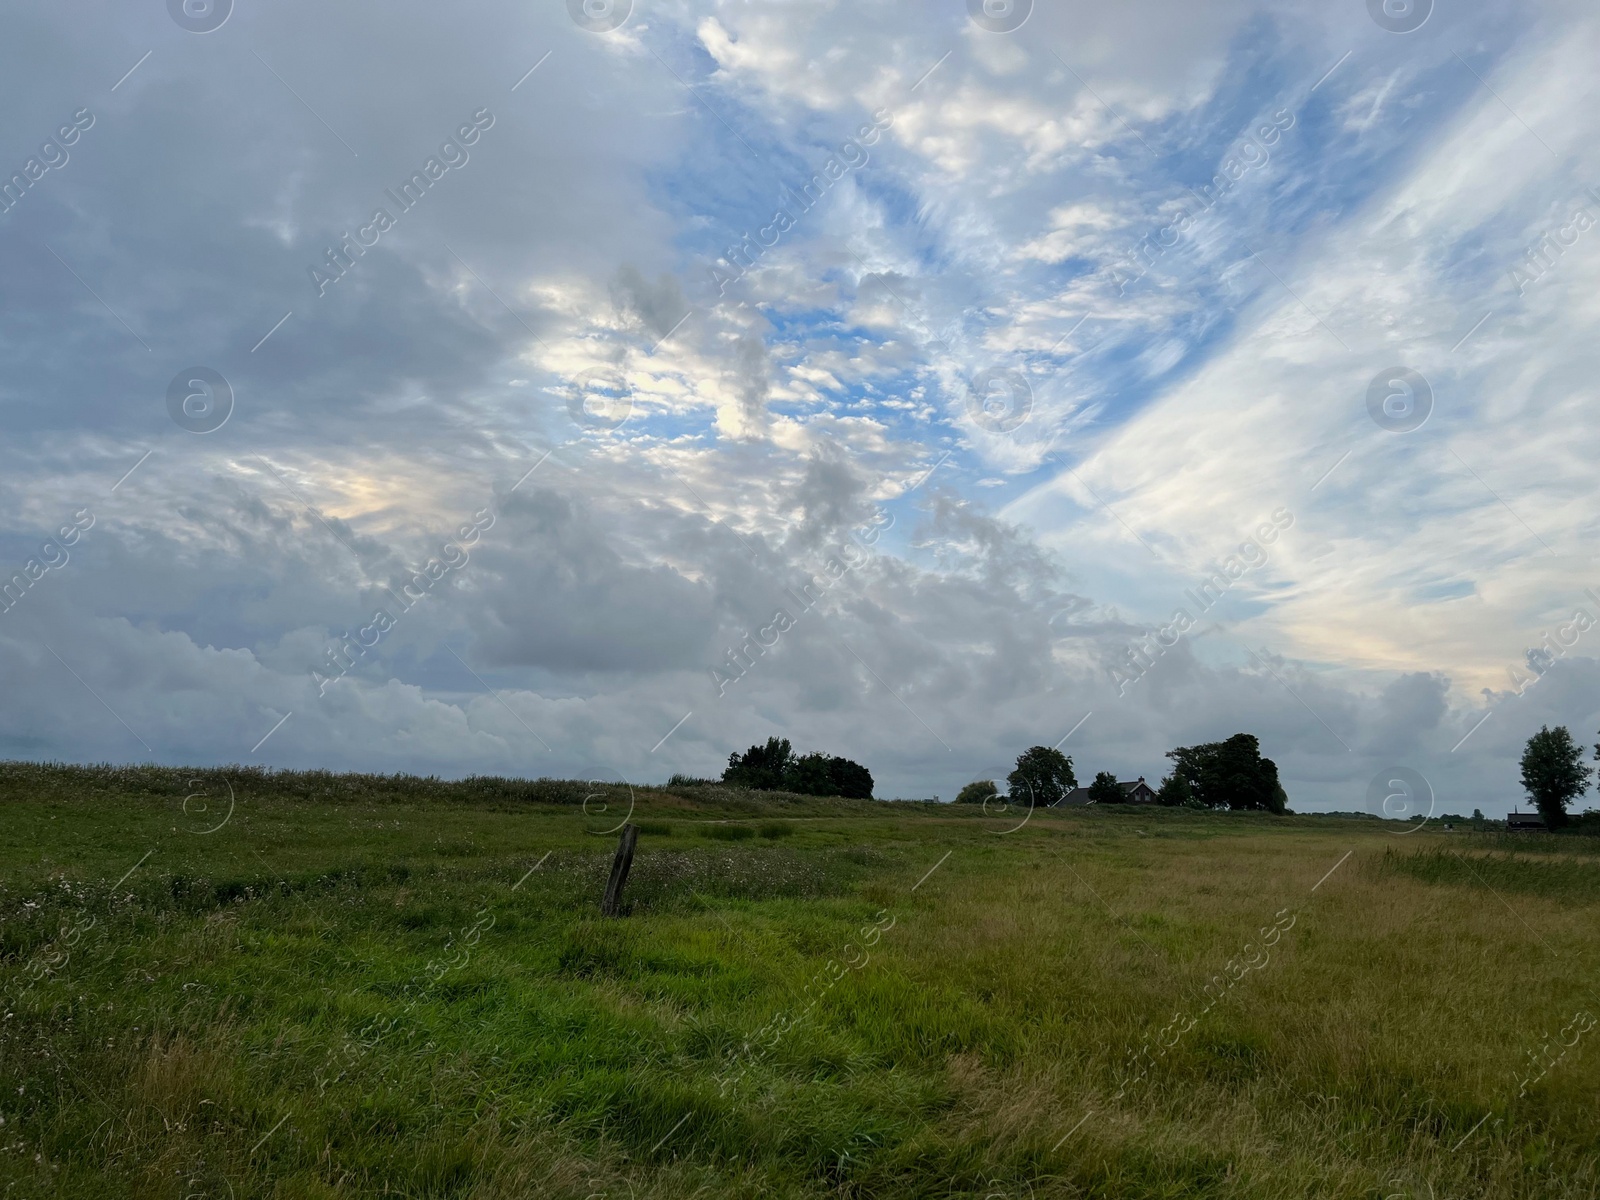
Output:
[{"left": 1, "top": 763, "right": 1597, "bottom": 1199}]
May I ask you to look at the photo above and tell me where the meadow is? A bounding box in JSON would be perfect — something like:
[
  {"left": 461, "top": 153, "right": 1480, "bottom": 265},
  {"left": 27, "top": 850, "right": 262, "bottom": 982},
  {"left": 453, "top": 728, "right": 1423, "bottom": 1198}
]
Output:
[{"left": 0, "top": 762, "right": 1597, "bottom": 1199}]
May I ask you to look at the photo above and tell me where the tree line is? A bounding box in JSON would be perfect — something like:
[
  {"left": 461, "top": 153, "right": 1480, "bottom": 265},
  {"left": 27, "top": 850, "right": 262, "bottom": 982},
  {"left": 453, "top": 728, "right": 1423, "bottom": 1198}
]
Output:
[
  {"left": 956, "top": 733, "right": 1287, "bottom": 812},
  {"left": 668, "top": 736, "right": 874, "bottom": 800},
  {"left": 671, "top": 722, "right": 1600, "bottom": 826}
]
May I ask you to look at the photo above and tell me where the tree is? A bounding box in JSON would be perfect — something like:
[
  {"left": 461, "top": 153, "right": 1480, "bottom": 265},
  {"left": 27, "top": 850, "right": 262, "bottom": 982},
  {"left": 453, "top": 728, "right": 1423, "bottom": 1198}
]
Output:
[
  {"left": 826, "top": 756, "right": 874, "bottom": 800},
  {"left": 955, "top": 780, "right": 999, "bottom": 805},
  {"left": 1157, "top": 733, "right": 1286, "bottom": 813},
  {"left": 721, "top": 738, "right": 873, "bottom": 799},
  {"left": 1006, "top": 746, "right": 1076, "bottom": 807},
  {"left": 1157, "top": 772, "right": 1193, "bottom": 807},
  {"left": 723, "top": 737, "right": 794, "bottom": 791},
  {"left": 1087, "top": 771, "right": 1125, "bottom": 805},
  {"left": 784, "top": 751, "right": 836, "bottom": 796},
  {"left": 1520, "top": 725, "right": 1588, "bottom": 829}
]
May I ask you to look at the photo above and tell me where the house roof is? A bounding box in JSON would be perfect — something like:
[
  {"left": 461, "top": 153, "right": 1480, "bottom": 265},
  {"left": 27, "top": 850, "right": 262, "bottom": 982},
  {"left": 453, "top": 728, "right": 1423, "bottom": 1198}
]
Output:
[{"left": 1057, "top": 778, "right": 1154, "bottom": 805}]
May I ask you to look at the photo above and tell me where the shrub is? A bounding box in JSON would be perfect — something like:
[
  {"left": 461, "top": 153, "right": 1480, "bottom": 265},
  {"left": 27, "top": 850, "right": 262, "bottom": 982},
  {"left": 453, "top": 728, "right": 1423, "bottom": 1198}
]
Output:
[{"left": 955, "top": 781, "right": 998, "bottom": 805}]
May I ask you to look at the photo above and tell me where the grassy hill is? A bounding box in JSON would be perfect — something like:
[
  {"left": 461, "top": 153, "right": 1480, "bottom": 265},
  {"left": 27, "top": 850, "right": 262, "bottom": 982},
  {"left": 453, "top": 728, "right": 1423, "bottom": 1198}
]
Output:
[{"left": 1, "top": 762, "right": 1597, "bottom": 1198}]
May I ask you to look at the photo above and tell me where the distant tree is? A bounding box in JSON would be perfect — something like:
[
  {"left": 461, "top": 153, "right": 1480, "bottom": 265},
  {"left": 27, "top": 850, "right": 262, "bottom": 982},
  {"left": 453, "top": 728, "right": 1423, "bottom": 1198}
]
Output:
[
  {"left": 721, "top": 738, "right": 872, "bottom": 799},
  {"left": 1087, "top": 771, "right": 1125, "bottom": 805},
  {"left": 1521, "top": 725, "right": 1588, "bottom": 829},
  {"left": 723, "top": 737, "right": 795, "bottom": 791},
  {"left": 955, "top": 780, "right": 999, "bottom": 805},
  {"left": 1006, "top": 746, "right": 1076, "bottom": 807},
  {"left": 1157, "top": 734, "right": 1286, "bottom": 813}
]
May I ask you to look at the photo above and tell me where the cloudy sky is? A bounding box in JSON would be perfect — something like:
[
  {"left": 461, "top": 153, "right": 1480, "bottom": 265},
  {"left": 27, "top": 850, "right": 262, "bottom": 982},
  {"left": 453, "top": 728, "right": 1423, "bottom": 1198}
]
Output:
[{"left": 2, "top": 0, "right": 1596, "bottom": 817}]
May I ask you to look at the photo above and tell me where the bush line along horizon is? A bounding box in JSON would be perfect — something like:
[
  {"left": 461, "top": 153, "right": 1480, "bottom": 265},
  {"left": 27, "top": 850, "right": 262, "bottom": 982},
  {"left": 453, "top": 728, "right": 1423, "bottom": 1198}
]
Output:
[
  {"left": 679, "top": 724, "right": 1600, "bottom": 827},
  {"left": 953, "top": 733, "right": 1286, "bottom": 812}
]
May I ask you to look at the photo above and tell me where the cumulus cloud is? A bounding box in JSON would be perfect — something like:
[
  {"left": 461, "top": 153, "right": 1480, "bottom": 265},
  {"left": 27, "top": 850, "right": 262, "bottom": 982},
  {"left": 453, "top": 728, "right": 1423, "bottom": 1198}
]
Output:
[{"left": 0, "top": 0, "right": 1593, "bottom": 817}]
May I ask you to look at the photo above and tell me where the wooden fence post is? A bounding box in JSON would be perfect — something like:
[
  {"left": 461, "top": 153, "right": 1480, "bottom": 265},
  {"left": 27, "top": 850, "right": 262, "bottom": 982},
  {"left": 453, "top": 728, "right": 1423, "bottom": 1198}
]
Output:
[{"left": 601, "top": 823, "right": 638, "bottom": 917}]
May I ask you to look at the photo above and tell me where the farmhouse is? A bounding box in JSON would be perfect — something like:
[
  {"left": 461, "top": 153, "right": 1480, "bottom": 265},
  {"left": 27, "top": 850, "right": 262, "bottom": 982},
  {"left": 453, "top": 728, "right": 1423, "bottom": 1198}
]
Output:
[
  {"left": 1505, "top": 809, "right": 1547, "bottom": 830},
  {"left": 1058, "top": 776, "right": 1159, "bottom": 805}
]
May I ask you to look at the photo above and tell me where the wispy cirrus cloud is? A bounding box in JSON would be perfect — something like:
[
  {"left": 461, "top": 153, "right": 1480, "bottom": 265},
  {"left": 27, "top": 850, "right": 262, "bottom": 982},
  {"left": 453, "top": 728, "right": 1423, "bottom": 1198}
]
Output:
[{"left": 0, "top": 0, "right": 1593, "bottom": 816}]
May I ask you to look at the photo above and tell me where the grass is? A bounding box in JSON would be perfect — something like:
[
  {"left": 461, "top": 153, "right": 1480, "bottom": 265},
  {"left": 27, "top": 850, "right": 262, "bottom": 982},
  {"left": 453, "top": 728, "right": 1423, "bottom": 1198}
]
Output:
[
  {"left": 1381, "top": 845, "right": 1600, "bottom": 899},
  {"left": 1, "top": 762, "right": 1597, "bottom": 1198}
]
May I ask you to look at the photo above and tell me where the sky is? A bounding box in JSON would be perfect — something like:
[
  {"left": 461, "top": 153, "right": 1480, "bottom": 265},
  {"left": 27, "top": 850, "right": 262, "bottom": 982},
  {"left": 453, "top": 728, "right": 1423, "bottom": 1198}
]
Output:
[{"left": 1, "top": 0, "right": 1597, "bottom": 819}]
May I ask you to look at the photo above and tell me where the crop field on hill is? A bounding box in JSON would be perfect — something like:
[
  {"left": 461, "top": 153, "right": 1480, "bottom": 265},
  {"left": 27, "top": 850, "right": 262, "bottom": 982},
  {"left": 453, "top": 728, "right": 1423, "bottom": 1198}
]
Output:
[{"left": 1, "top": 763, "right": 1597, "bottom": 1199}]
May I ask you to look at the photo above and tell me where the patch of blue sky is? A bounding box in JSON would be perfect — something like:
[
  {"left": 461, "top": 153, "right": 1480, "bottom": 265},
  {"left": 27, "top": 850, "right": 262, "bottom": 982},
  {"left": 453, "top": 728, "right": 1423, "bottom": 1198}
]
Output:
[
  {"left": 616, "top": 407, "right": 720, "bottom": 448},
  {"left": 761, "top": 299, "right": 887, "bottom": 343},
  {"left": 1025, "top": 296, "right": 1227, "bottom": 426},
  {"left": 639, "top": 107, "right": 834, "bottom": 269},
  {"left": 1268, "top": 68, "right": 1484, "bottom": 230},
  {"left": 846, "top": 396, "right": 940, "bottom": 453},
  {"left": 650, "top": 75, "right": 891, "bottom": 230},
  {"left": 1154, "top": 17, "right": 1299, "bottom": 157},
  {"left": 1098, "top": 42, "right": 1482, "bottom": 306}
]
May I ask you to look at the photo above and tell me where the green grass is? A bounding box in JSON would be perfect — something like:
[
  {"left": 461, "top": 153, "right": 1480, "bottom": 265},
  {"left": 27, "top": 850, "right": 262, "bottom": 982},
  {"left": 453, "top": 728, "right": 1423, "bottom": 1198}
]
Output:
[
  {"left": 1, "top": 763, "right": 1597, "bottom": 1198},
  {"left": 1381, "top": 845, "right": 1600, "bottom": 898}
]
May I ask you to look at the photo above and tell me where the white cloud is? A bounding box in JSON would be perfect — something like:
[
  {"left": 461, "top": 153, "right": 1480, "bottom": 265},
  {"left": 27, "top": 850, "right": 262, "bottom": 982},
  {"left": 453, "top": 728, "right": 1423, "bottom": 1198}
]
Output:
[{"left": 1, "top": 0, "right": 1593, "bottom": 819}]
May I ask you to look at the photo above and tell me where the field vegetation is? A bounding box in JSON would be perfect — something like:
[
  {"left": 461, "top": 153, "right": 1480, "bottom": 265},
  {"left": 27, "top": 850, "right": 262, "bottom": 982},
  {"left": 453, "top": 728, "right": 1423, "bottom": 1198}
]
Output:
[{"left": 1, "top": 762, "right": 1597, "bottom": 1198}]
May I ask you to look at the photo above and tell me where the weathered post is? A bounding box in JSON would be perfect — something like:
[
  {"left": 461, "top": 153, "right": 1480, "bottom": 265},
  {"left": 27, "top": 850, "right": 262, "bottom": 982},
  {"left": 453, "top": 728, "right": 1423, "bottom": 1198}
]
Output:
[{"left": 601, "top": 822, "right": 638, "bottom": 917}]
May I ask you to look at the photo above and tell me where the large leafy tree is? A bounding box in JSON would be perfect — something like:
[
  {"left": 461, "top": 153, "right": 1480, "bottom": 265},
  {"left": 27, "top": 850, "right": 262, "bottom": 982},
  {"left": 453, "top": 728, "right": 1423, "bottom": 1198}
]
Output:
[
  {"left": 1521, "top": 725, "right": 1588, "bottom": 828},
  {"left": 826, "top": 756, "right": 874, "bottom": 800},
  {"left": 1158, "top": 734, "right": 1286, "bottom": 813},
  {"left": 1087, "top": 771, "right": 1125, "bottom": 804},
  {"left": 1006, "top": 746, "right": 1076, "bottom": 807}
]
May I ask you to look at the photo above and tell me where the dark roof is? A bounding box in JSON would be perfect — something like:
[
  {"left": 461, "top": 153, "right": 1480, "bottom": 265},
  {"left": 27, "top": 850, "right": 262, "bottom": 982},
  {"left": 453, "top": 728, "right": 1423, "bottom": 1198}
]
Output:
[
  {"left": 1506, "top": 810, "right": 1546, "bottom": 827},
  {"left": 1055, "top": 779, "right": 1154, "bottom": 806}
]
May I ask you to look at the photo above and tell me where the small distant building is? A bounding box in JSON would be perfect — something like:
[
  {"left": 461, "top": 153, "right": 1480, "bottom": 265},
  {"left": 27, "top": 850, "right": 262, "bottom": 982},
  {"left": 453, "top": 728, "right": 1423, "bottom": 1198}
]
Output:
[
  {"left": 1058, "top": 776, "right": 1159, "bottom": 806},
  {"left": 1506, "top": 809, "right": 1547, "bottom": 830},
  {"left": 1123, "top": 776, "right": 1158, "bottom": 803}
]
